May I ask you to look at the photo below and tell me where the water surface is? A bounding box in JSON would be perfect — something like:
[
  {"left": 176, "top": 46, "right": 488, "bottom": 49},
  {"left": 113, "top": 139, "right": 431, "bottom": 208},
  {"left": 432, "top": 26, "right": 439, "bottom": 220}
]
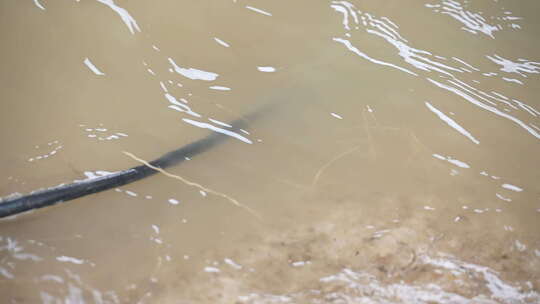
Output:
[{"left": 1, "top": 0, "right": 539, "bottom": 303}]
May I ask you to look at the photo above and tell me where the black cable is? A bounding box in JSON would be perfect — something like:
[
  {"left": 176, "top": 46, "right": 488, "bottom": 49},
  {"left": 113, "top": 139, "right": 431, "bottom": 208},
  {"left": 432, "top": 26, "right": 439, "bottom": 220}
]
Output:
[{"left": 0, "top": 105, "right": 269, "bottom": 218}]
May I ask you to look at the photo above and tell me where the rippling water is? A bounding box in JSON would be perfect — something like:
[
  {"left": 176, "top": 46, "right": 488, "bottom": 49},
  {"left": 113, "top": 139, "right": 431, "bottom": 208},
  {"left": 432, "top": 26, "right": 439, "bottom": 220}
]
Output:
[{"left": 1, "top": 0, "right": 539, "bottom": 303}]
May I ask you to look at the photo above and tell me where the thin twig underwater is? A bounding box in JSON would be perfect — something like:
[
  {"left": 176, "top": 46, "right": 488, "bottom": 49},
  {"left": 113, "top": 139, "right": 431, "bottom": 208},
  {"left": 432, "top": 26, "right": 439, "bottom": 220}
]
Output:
[
  {"left": 123, "top": 151, "right": 261, "bottom": 219},
  {"left": 0, "top": 103, "right": 275, "bottom": 219}
]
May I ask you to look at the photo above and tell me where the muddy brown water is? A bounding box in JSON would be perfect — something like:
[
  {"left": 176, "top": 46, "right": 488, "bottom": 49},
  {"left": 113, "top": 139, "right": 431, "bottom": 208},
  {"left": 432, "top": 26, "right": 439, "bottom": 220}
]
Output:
[{"left": 1, "top": 0, "right": 539, "bottom": 303}]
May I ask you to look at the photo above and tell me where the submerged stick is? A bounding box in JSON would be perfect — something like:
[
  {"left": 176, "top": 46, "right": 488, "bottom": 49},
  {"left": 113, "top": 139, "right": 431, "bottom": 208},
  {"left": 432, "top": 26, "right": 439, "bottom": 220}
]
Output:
[
  {"left": 124, "top": 151, "right": 261, "bottom": 219},
  {"left": 0, "top": 105, "right": 272, "bottom": 219}
]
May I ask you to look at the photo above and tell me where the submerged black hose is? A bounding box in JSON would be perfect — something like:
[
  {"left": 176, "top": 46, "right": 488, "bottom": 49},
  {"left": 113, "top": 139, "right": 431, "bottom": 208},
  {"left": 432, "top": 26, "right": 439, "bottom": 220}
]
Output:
[{"left": 0, "top": 106, "right": 269, "bottom": 218}]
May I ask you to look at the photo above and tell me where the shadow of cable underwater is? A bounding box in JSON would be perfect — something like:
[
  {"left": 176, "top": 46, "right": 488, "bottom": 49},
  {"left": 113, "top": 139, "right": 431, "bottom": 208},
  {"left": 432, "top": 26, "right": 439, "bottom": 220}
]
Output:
[{"left": 0, "top": 102, "right": 278, "bottom": 219}]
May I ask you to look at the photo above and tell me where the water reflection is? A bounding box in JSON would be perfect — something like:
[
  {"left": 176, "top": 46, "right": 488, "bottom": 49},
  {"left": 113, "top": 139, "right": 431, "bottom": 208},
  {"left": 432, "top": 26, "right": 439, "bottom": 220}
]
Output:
[
  {"left": 426, "top": 0, "right": 522, "bottom": 38},
  {"left": 96, "top": 0, "right": 141, "bottom": 35},
  {"left": 331, "top": 0, "right": 540, "bottom": 139}
]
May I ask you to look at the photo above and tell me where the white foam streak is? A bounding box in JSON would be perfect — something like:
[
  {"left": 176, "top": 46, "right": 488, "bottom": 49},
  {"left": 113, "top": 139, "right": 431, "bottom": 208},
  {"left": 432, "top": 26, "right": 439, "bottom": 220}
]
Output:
[
  {"left": 452, "top": 56, "right": 480, "bottom": 71},
  {"left": 245, "top": 6, "right": 272, "bottom": 16},
  {"left": 487, "top": 55, "right": 540, "bottom": 77},
  {"left": 374, "top": 17, "right": 406, "bottom": 41},
  {"left": 168, "top": 199, "right": 179, "bottom": 205},
  {"left": 366, "top": 29, "right": 460, "bottom": 76},
  {"left": 208, "top": 118, "right": 232, "bottom": 128},
  {"left": 334, "top": 3, "right": 461, "bottom": 78},
  {"left": 257, "top": 66, "right": 276, "bottom": 72},
  {"left": 97, "top": 0, "right": 141, "bottom": 34},
  {"left": 331, "top": 1, "right": 359, "bottom": 27},
  {"left": 512, "top": 99, "right": 539, "bottom": 117},
  {"left": 224, "top": 258, "right": 243, "bottom": 269},
  {"left": 427, "top": 78, "right": 540, "bottom": 139},
  {"left": 56, "top": 256, "right": 85, "bottom": 265},
  {"left": 422, "top": 255, "right": 534, "bottom": 302},
  {"left": 496, "top": 193, "right": 512, "bottom": 202},
  {"left": 204, "top": 266, "right": 221, "bottom": 273},
  {"left": 331, "top": 113, "right": 343, "bottom": 119},
  {"left": 83, "top": 58, "right": 105, "bottom": 76},
  {"left": 502, "top": 184, "right": 523, "bottom": 192},
  {"left": 0, "top": 267, "right": 14, "bottom": 279},
  {"left": 333, "top": 2, "right": 538, "bottom": 141},
  {"left": 209, "top": 86, "right": 231, "bottom": 91},
  {"left": 214, "top": 37, "right": 230, "bottom": 47},
  {"left": 165, "top": 93, "right": 201, "bottom": 118},
  {"left": 41, "top": 275, "right": 64, "bottom": 283},
  {"left": 330, "top": 4, "right": 352, "bottom": 30},
  {"left": 425, "top": 102, "right": 479, "bottom": 144},
  {"left": 82, "top": 171, "right": 114, "bottom": 180},
  {"left": 168, "top": 58, "right": 218, "bottom": 81},
  {"left": 333, "top": 38, "right": 417, "bottom": 76},
  {"left": 432, "top": 154, "right": 470, "bottom": 168},
  {"left": 33, "top": 0, "right": 45, "bottom": 10},
  {"left": 448, "top": 78, "right": 498, "bottom": 106},
  {"left": 502, "top": 77, "right": 523, "bottom": 85},
  {"left": 428, "top": 1, "right": 498, "bottom": 38},
  {"left": 182, "top": 119, "right": 252, "bottom": 144}
]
